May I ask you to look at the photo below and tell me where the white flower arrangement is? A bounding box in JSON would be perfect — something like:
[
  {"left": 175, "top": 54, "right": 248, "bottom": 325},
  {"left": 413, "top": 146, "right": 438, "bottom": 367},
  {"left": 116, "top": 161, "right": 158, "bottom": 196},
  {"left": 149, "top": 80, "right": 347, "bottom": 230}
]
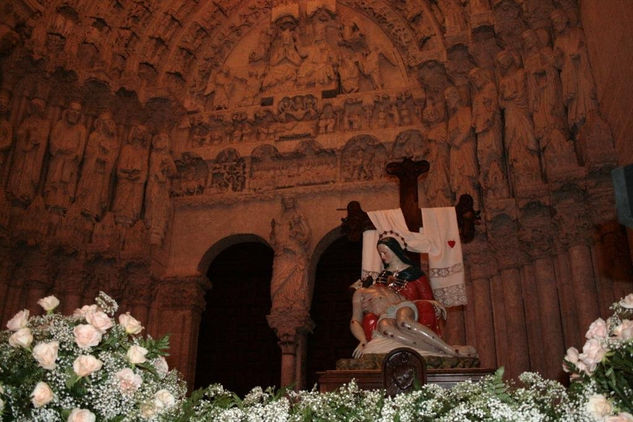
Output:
[
  {"left": 564, "top": 293, "right": 633, "bottom": 420},
  {"left": 2, "top": 292, "right": 631, "bottom": 422},
  {"left": 0, "top": 292, "right": 186, "bottom": 421}
]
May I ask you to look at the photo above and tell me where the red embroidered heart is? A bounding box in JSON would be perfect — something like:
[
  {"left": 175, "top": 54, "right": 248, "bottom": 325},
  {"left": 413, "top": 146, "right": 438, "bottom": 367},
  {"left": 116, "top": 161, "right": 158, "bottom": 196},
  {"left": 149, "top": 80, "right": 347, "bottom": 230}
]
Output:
[{"left": 448, "top": 240, "right": 456, "bottom": 248}]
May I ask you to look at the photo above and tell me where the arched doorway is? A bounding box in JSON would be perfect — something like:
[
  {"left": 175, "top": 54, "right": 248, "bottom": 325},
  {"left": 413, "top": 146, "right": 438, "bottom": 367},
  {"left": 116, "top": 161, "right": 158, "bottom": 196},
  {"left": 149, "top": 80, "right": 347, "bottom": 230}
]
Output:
[
  {"left": 306, "top": 237, "right": 362, "bottom": 387},
  {"left": 194, "top": 241, "right": 280, "bottom": 396}
]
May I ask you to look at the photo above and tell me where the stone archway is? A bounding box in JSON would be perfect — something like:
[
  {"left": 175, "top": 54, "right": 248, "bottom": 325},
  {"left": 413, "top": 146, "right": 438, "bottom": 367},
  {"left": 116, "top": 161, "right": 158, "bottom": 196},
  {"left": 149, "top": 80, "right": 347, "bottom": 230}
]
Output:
[
  {"left": 306, "top": 235, "right": 362, "bottom": 387},
  {"left": 194, "top": 238, "right": 280, "bottom": 395}
]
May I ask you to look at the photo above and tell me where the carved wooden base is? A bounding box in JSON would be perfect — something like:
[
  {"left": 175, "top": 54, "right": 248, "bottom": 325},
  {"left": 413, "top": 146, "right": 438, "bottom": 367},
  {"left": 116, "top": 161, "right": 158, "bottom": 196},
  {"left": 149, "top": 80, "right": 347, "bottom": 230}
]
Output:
[{"left": 317, "top": 368, "right": 496, "bottom": 392}]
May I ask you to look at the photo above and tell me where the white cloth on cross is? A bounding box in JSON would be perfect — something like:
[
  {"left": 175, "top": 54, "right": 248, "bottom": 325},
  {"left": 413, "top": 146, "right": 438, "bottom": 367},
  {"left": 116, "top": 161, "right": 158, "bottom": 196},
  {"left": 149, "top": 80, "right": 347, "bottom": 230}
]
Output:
[{"left": 361, "top": 207, "right": 466, "bottom": 307}]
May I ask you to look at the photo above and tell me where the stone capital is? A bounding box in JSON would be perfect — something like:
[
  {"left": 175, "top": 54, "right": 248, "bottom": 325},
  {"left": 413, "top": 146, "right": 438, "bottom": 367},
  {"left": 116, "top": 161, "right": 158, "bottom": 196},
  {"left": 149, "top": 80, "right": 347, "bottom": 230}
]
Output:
[
  {"left": 155, "top": 274, "right": 211, "bottom": 312},
  {"left": 267, "top": 306, "right": 313, "bottom": 343}
]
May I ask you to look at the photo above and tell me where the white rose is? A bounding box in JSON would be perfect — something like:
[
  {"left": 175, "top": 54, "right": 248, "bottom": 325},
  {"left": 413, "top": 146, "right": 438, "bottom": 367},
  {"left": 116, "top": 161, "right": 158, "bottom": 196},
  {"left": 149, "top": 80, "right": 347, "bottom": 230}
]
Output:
[
  {"left": 620, "top": 293, "right": 633, "bottom": 309},
  {"left": 586, "top": 318, "right": 608, "bottom": 340},
  {"left": 580, "top": 338, "right": 607, "bottom": 373},
  {"left": 9, "top": 327, "right": 33, "bottom": 348},
  {"left": 73, "top": 355, "right": 103, "bottom": 377},
  {"left": 613, "top": 320, "right": 633, "bottom": 340},
  {"left": 563, "top": 346, "right": 579, "bottom": 373},
  {"left": 153, "top": 356, "right": 169, "bottom": 378},
  {"left": 73, "top": 305, "right": 98, "bottom": 319},
  {"left": 37, "top": 295, "right": 60, "bottom": 313},
  {"left": 140, "top": 402, "right": 157, "bottom": 419},
  {"left": 127, "top": 345, "right": 148, "bottom": 364},
  {"left": 154, "top": 389, "right": 176, "bottom": 411},
  {"left": 31, "top": 382, "right": 54, "bottom": 408},
  {"left": 73, "top": 324, "right": 102, "bottom": 349},
  {"left": 67, "top": 408, "right": 96, "bottom": 422},
  {"left": 6, "top": 309, "right": 29, "bottom": 331},
  {"left": 115, "top": 368, "right": 142, "bottom": 395},
  {"left": 85, "top": 310, "right": 113, "bottom": 334},
  {"left": 118, "top": 313, "right": 143, "bottom": 335},
  {"left": 32, "top": 341, "right": 59, "bottom": 370},
  {"left": 587, "top": 394, "right": 613, "bottom": 420},
  {"left": 606, "top": 413, "right": 633, "bottom": 422}
]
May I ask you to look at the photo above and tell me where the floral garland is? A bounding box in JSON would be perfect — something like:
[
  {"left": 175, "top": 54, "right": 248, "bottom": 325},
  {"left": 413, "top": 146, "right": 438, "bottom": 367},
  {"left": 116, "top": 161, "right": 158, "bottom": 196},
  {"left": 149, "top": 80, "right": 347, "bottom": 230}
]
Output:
[
  {"left": 1, "top": 293, "right": 632, "bottom": 421},
  {"left": 0, "top": 292, "right": 186, "bottom": 421}
]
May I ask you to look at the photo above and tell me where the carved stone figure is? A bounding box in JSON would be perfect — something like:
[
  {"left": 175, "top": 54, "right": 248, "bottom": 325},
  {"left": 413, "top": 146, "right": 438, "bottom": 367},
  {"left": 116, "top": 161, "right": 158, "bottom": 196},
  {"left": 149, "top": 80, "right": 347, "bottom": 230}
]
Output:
[
  {"left": 7, "top": 98, "right": 50, "bottom": 205},
  {"left": 145, "top": 133, "right": 177, "bottom": 245},
  {"left": 0, "top": 90, "right": 12, "bottom": 174},
  {"left": 469, "top": 67, "right": 510, "bottom": 200},
  {"left": 521, "top": 29, "right": 566, "bottom": 140},
  {"left": 318, "top": 103, "right": 337, "bottom": 134},
  {"left": 76, "top": 111, "right": 119, "bottom": 220},
  {"left": 550, "top": 9, "right": 598, "bottom": 134},
  {"left": 43, "top": 101, "right": 86, "bottom": 211},
  {"left": 297, "top": 39, "right": 337, "bottom": 89},
  {"left": 422, "top": 99, "right": 452, "bottom": 205},
  {"left": 270, "top": 196, "right": 311, "bottom": 311},
  {"left": 496, "top": 50, "right": 542, "bottom": 192},
  {"left": 87, "top": 211, "right": 120, "bottom": 260},
  {"left": 262, "top": 19, "right": 305, "bottom": 92},
  {"left": 445, "top": 86, "right": 479, "bottom": 207},
  {"left": 112, "top": 125, "right": 150, "bottom": 226}
]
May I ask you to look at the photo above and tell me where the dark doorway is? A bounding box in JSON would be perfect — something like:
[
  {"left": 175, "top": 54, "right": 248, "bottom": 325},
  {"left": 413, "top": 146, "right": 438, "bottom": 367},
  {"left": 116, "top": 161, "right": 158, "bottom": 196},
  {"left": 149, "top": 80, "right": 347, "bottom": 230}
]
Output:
[
  {"left": 306, "top": 237, "right": 362, "bottom": 387},
  {"left": 195, "top": 241, "right": 280, "bottom": 396}
]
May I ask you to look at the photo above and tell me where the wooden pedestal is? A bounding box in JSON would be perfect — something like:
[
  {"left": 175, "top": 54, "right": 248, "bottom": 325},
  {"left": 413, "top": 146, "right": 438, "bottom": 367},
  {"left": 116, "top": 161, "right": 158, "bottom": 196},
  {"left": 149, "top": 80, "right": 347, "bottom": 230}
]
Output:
[{"left": 317, "top": 368, "right": 496, "bottom": 392}]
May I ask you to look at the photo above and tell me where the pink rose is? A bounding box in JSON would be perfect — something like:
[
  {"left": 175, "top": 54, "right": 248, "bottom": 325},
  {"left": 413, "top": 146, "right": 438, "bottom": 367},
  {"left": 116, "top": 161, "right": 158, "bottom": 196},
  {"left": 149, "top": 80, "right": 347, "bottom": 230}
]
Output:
[
  {"left": 68, "top": 408, "right": 96, "bottom": 422},
  {"left": 606, "top": 412, "right": 633, "bottom": 422},
  {"left": 127, "top": 345, "right": 148, "bottom": 364},
  {"left": 37, "top": 296, "right": 60, "bottom": 313},
  {"left": 73, "top": 355, "right": 103, "bottom": 377},
  {"left": 153, "top": 389, "right": 176, "bottom": 411},
  {"left": 6, "top": 309, "right": 29, "bottom": 331},
  {"left": 586, "top": 318, "right": 608, "bottom": 340},
  {"left": 620, "top": 293, "right": 633, "bottom": 309},
  {"left": 73, "top": 305, "right": 98, "bottom": 319},
  {"left": 32, "top": 341, "right": 59, "bottom": 370},
  {"left": 118, "top": 313, "right": 143, "bottom": 335},
  {"left": 613, "top": 320, "right": 633, "bottom": 341},
  {"left": 115, "top": 368, "right": 142, "bottom": 395},
  {"left": 587, "top": 394, "right": 613, "bottom": 420},
  {"left": 85, "top": 310, "right": 113, "bottom": 333},
  {"left": 31, "top": 382, "right": 54, "bottom": 408},
  {"left": 9, "top": 327, "right": 33, "bottom": 348},
  {"left": 580, "top": 338, "right": 607, "bottom": 374},
  {"left": 74, "top": 324, "right": 102, "bottom": 349}
]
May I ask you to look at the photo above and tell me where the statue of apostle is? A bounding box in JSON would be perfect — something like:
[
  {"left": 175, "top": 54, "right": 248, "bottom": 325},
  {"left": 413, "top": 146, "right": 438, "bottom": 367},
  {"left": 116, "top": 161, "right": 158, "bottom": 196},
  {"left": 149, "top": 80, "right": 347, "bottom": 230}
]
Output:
[
  {"left": 75, "top": 111, "right": 119, "bottom": 220},
  {"left": 144, "top": 132, "right": 177, "bottom": 245},
  {"left": 112, "top": 125, "right": 150, "bottom": 226},
  {"left": 7, "top": 98, "right": 50, "bottom": 205},
  {"left": 43, "top": 101, "right": 87, "bottom": 212}
]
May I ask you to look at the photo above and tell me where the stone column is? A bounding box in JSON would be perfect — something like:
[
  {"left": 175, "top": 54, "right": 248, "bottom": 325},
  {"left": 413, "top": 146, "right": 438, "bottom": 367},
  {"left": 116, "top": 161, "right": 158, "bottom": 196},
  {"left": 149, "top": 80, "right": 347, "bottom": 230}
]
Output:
[
  {"left": 553, "top": 185, "right": 599, "bottom": 344},
  {"left": 518, "top": 201, "right": 565, "bottom": 381},
  {"left": 267, "top": 308, "right": 312, "bottom": 388},
  {"left": 123, "top": 263, "right": 153, "bottom": 325},
  {"left": 152, "top": 275, "right": 210, "bottom": 386},
  {"left": 488, "top": 213, "right": 530, "bottom": 379},
  {"left": 462, "top": 233, "right": 498, "bottom": 369}
]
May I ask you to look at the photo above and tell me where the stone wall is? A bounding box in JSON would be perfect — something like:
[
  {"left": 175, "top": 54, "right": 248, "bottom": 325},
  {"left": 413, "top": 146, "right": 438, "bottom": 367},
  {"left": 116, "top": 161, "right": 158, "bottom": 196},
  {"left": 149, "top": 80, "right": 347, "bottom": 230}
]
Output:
[{"left": 0, "top": 0, "right": 631, "bottom": 387}]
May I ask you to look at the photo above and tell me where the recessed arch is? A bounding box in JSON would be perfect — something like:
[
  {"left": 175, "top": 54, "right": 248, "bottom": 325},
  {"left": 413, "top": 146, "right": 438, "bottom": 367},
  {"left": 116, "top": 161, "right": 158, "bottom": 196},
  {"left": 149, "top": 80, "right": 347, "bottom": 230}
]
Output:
[
  {"left": 195, "top": 235, "right": 279, "bottom": 395},
  {"left": 197, "top": 233, "right": 271, "bottom": 275},
  {"left": 306, "top": 227, "right": 363, "bottom": 387}
]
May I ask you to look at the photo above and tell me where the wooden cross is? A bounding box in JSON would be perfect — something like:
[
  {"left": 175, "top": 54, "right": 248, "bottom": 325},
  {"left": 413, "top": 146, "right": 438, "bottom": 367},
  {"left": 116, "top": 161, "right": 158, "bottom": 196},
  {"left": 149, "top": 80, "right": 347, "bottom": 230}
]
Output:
[{"left": 341, "top": 157, "right": 478, "bottom": 243}]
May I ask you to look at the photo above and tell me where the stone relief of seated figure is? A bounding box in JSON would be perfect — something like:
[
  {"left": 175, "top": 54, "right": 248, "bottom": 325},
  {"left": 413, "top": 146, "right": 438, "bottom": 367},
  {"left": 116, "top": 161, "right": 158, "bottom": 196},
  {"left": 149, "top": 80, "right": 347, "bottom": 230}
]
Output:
[{"left": 350, "top": 236, "right": 477, "bottom": 358}]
